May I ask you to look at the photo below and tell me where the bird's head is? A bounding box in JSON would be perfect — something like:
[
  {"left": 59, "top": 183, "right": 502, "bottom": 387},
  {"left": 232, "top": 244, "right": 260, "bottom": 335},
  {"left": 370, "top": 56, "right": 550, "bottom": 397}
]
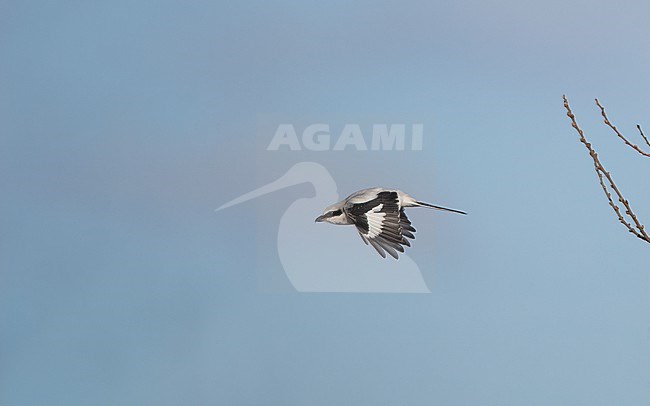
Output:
[{"left": 315, "top": 203, "right": 348, "bottom": 225}]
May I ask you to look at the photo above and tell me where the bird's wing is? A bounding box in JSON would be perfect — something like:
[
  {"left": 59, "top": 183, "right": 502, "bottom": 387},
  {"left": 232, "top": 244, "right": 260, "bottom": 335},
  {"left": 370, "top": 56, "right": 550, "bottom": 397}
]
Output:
[{"left": 345, "top": 191, "right": 416, "bottom": 259}]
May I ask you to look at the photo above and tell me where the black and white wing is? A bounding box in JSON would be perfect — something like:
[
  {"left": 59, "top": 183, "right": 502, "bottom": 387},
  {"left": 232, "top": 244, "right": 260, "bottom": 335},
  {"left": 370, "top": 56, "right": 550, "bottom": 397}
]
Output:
[{"left": 344, "top": 191, "right": 416, "bottom": 259}]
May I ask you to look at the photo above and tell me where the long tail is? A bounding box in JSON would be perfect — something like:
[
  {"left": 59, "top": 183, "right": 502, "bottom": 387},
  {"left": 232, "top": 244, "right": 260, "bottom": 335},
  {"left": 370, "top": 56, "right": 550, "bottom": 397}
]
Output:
[{"left": 415, "top": 201, "right": 467, "bottom": 215}]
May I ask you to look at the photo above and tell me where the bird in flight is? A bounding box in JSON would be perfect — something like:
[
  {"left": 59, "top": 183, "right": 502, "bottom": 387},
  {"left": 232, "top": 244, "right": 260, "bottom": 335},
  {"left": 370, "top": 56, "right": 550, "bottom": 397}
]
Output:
[{"left": 315, "top": 188, "right": 466, "bottom": 259}]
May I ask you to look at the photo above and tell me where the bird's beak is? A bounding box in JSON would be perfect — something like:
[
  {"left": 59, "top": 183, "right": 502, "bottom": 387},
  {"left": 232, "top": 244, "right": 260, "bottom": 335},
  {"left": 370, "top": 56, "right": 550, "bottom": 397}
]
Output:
[{"left": 315, "top": 214, "right": 328, "bottom": 223}]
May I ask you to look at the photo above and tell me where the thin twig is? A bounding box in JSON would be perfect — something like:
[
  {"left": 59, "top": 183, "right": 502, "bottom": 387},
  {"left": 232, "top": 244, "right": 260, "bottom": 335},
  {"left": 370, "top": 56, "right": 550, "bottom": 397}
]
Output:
[
  {"left": 563, "top": 95, "right": 650, "bottom": 244},
  {"left": 636, "top": 124, "right": 650, "bottom": 148},
  {"left": 595, "top": 99, "right": 650, "bottom": 157}
]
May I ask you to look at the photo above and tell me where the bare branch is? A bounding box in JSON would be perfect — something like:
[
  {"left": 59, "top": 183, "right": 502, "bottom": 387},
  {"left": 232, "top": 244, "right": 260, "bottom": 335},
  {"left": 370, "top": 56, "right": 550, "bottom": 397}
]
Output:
[
  {"left": 595, "top": 99, "right": 650, "bottom": 157},
  {"left": 563, "top": 95, "right": 650, "bottom": 244},
  {"left": 636, "top": 124, "right": 650, "bottom": 148}
]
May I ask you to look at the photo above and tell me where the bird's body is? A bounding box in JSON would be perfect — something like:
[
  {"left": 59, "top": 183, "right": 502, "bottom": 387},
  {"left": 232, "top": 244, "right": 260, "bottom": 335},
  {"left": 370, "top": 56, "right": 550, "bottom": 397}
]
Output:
[{"left": 316, "top": 188, "right": 465, "bottom": 259}]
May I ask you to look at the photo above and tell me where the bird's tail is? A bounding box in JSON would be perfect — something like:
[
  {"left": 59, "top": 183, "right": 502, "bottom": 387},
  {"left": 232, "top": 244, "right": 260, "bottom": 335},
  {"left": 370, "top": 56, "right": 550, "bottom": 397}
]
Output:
[{"left": 415, "top": 201, "right": 467, "bottom": 215}]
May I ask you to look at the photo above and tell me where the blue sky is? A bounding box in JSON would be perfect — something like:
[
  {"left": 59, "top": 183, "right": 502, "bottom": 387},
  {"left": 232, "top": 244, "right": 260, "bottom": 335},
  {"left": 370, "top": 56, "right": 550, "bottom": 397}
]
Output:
[{"left": 2, "top": 1, "right": 650, "bottom": 404}]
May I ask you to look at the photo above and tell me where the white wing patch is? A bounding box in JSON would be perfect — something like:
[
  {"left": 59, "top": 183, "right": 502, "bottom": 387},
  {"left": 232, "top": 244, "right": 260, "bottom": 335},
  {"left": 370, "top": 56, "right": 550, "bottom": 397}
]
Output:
[
  {"left": 365, "top": 204, "right": 385, "bottom": 238},
  {"left": 345, "top": 190, "right": 417, "bottom": 259}
]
